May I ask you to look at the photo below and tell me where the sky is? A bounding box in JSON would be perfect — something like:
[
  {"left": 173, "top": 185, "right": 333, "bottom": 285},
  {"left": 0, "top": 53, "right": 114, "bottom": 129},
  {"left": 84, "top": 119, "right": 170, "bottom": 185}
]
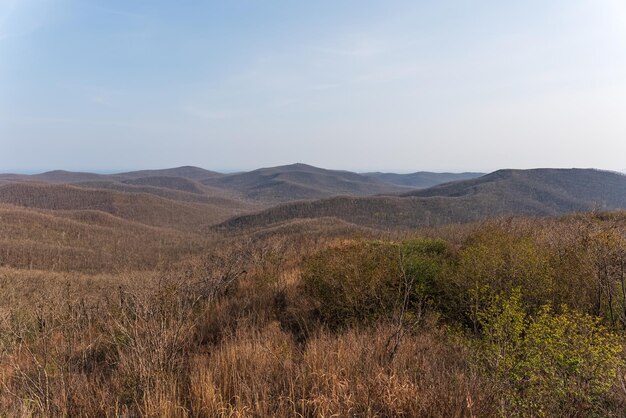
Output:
[{"left": 1, "top": 0, "right": 625, "bottom": 173}]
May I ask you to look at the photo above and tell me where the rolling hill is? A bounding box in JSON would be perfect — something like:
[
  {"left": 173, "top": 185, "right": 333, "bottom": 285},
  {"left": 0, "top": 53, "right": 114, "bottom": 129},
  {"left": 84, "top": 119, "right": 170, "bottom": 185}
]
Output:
[
  {"left": 0, "top": 166, "right": 223, "bottom": 184},
  {"left": 6, "top": 166, "right": 623, "bottom": 234},
  {"left": 0, "top": 203, "right": 200, "bottom": 271},
  {"left": 0, "top": 164, "right": 417, "bottom": 204},
  {"left": 74, "top": 180, "right": 249, "bottom": 206},
  {"left": 0, "top": 182, "right": 252, "bottom": 231},
  {"left": 218, "top": 168, "right": 626, "bottom": 231},
  {"left": 364, "top": 171, "right": 484, "bottom": 188},
  {"left": 404, "top": 168, "right": 626, "bottom": 207},
  {"left": 3, "top": 170, "right": 112, "bottom": 183},
  {"left": 114, "top": 165, "right": 222, "bottom": 181},
  {"left": 121, "top": 176, "right": 207, "bottom": 194},
  {"left": 201, "top": 163, "right": 407, "bottom": 202}
]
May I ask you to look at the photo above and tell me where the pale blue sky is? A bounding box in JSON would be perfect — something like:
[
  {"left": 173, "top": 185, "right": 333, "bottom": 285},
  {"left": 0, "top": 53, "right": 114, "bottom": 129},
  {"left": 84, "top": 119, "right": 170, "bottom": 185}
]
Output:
[{"left": 1, "top": 0, "right": 625, "bottom": 172}]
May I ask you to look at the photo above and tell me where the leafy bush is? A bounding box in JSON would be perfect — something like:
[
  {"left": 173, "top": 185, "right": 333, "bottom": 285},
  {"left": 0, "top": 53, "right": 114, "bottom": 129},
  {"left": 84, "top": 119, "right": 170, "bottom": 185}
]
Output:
[
  {"left": 478, "top": 289, "right": 623, "bottom": 417},
  {"left": 301, "top": 239, "right": 448, "bottom": 329},
  {"left": 446, "top": 228, "right": 555, "bottom": 330}
]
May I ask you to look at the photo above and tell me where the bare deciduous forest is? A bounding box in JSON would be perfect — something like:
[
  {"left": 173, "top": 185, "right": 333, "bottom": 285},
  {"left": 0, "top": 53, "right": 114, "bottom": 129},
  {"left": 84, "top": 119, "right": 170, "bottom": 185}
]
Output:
[{"left": 1, "top": 166, "right": 626, "bottom": 416}]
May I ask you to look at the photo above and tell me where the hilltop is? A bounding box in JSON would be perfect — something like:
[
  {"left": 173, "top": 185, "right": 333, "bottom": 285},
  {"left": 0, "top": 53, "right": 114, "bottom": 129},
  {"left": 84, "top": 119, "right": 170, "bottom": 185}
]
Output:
[
  {"left": 219, "top": 168, "right": 626, "bottom": 231},
  {"left": 201, "top": 163, "right": 407, "bottom": 202},
  {"left": 0, "top": 166, "right": 222, "bottom": 184},
  {"left": 114, "top": 166, "right": 223, "bottom": 181},
  {"left": 0, "top": 164, "right": 492, "bottom": 205},
  {"left": 405, "top": 168, "right": 626, "bottom": 203},
  {"left": 364, "top": 171, "right": 484, "bottom": 188},
  {"left": 120, "top": 176, "right": 208, "bottom": 195}
]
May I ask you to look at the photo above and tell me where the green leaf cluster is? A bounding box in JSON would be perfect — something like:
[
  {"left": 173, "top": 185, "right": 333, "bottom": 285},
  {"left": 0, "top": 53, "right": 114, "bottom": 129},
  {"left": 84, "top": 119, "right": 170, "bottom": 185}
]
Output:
[{"left": 478, "top": 289, "right": 623, "bottom": 417}]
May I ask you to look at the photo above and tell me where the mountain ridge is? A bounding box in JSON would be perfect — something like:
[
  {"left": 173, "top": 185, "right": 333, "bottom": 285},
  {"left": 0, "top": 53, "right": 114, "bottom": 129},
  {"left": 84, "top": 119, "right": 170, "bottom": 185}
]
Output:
[
  {"left": 217, "top": 168, "right": 626, "bottom": 231},
  {"left": 364, "top": 171, "right": 484, "bottom": 188}
]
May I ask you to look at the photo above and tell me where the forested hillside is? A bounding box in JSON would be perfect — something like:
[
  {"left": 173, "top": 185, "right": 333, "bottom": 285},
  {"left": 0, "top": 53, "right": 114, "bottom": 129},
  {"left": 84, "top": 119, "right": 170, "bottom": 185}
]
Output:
[
  {"left": 365, "top": 171, "right": 484, "bottom": 188},
  {"left": 221, "top": 168, "right": 626, "bottom": 231}
]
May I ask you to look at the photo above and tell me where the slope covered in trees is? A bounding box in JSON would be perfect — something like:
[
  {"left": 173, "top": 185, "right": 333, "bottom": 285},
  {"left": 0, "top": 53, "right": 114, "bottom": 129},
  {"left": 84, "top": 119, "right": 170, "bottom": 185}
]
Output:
[
  {"left": 0, "top": 182, "right": 249, "bottom": 231},
  {"left": 406, "top": 168, "right": 626, "bottom": 207},
  {"left": 201, "top": 163, "right": 407, "bottom": 202},
  {"left": 0, "top": 164, "right": 410, "bottom": 205},
  {"left": 220, "top": 168, "right": 626, "bottom": 231},
  {"left": 364, "top": 171, "right": 484, "bottom": 188},
  {"left": 121, "top": 176, "right": 208, "bottom": 195}
]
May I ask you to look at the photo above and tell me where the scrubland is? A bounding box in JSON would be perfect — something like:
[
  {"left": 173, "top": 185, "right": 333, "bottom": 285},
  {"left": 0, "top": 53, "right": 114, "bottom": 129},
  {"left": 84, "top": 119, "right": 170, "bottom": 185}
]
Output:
[{"left": 1, "top": 208, "right": 626, "bottom": 417}]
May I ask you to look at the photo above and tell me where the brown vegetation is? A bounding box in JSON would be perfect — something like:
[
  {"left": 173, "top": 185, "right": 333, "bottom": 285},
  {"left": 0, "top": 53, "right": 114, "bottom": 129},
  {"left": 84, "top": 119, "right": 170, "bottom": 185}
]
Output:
[
  {"left": 364, "top": 171, "right": 484, "bottom": 188},
  {"left": 2, "top": 168, "right": 626, "bottom": 416},
  {"left": 220, "top": 168, "right": 626, "bottom": 231},
  {"left": 0, "top": 183, "right": 248, "bottom": 231},
  {"left": 201, "top": 163, "right": 408, "bottom": 203},
  {"left": 1, "top": 208, "right": 626, "bottom": 416}
]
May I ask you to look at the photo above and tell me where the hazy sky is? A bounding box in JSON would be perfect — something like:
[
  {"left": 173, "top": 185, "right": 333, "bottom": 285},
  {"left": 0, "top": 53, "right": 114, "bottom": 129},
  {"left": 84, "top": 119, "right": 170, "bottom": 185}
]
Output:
[{"left": 1, "top": 0, "right": 625, "bottom": 173}]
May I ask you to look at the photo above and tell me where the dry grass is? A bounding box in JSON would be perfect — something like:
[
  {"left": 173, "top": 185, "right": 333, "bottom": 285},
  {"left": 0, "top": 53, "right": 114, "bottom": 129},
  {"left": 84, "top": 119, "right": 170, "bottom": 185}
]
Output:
[
  {"left": 0, "top": 230, "right": 496, "bottom": 417},
  {"left": 1, "top": 212, "right": 626, "bottom": 416},
  {"left": 188, "top": 321, "right": 497, "bottom": 418}
]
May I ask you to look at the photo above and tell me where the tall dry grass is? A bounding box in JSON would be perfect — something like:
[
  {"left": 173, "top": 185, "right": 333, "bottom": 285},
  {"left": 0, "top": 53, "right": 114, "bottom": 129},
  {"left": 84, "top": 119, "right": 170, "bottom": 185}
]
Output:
[
  {"left": 1, "top": 215, "right": 626, "bottom": 416},
  {"left": 0, "top": 232, "right": 495, "bottom": 417}
]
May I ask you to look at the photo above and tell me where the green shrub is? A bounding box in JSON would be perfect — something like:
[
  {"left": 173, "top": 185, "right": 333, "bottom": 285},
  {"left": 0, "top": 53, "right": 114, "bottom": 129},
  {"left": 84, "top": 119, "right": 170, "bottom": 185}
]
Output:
[
  {"left": 302, "top": 241, "right": 401, "bottom": 328},
  {"left": 447, "top": 228, "right": 555, "bottom": 330},
  {"left": 301, "top": 239, "right": 447, "bottom": 329},
  {"left": 478, "top": 289, "right": 623, "bottom": 417}
]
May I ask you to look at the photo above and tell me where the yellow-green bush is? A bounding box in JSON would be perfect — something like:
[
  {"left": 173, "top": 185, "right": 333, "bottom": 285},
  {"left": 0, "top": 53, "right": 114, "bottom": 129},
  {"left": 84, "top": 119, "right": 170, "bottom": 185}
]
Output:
[
  {"left": 301, "top": 239, "right": 448, "bottom": 329},
  {"left": 478, "top": 289, "right": 623, "bottom": 417},
  {"left": 445, "top": 227, "right": 556, "bottom": 330}
]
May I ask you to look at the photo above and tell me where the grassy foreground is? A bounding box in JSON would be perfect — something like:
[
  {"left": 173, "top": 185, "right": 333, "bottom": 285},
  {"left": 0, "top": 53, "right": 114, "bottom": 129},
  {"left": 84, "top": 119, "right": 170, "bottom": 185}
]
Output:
[{"left": 1, "top": 213, "right": 626, "bottom": 416}]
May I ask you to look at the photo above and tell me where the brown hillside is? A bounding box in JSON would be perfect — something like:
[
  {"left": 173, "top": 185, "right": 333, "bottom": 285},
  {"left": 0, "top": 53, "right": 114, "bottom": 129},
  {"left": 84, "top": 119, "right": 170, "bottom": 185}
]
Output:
[
  {"left": 364, "top": 171, "right": 484, "bottom": 188},
  {"left": 218, "top": 168, "right": 626, "bottom": 231},
  {"left": 0, "top": 204, "right": 204, "bottom": 271},
  {"left": 203, "top": 163, "right": 407, "bottom": 202},
  {"left": 115, "top": 165, "right": 223, "bottom": 181},
  {"left": 121, "top": 176, "right": 207, "bottom": 194},
  {"left": 0, "top": 182, "right": 251, "bottom": 231},
  {"left": 31, "top": 170, "right": 113, "bottom": 183},
  {"left": 75, "top": 180, "right": 253, "bottom": 207}
]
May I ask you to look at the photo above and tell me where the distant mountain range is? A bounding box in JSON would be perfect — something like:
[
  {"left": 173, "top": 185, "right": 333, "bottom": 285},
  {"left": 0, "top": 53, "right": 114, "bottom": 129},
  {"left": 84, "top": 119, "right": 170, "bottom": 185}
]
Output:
[
  {"left": 2, "top": 165, "right": 625, "bottom": 232},
  {"left": 219, "top": 168, "right": 626, "bottom": 231},
  {"left": 364, "top": 171, "right": 484, "bottom": 188},
  {"left": 200, "top": 163, "right": 409, "bottom": 202},
  {"left": 0, "top": 164, "right": 476, "bottom": 231},
  {"left": 0, "top": 164, "right": 482, "bottom": 204}
]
